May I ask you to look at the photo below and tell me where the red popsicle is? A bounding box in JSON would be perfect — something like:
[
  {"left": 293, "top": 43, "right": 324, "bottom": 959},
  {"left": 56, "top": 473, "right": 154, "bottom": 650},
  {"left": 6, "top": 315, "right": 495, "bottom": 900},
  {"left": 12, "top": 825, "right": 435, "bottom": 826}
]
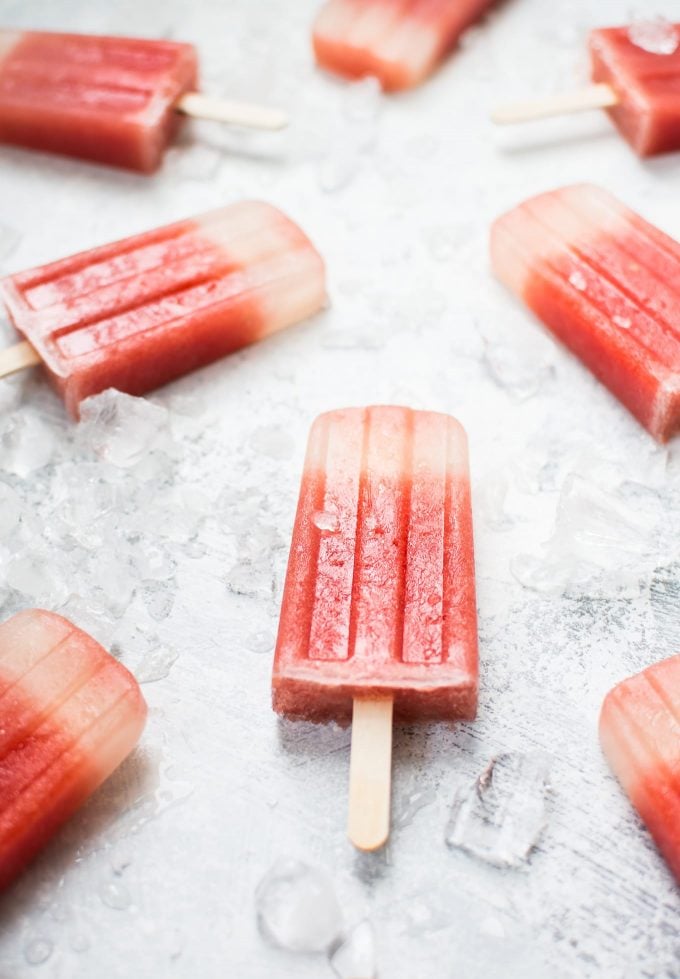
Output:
[
  {"left": 273, "top": 406, "right": 478, "bottom": 849},
  {"left": 313, "top": 0, "right": 498, "bottom": 91},
  {"left": 493, "top": 21, "right": 680, "bottom": 157},
  {"left": 0, "top": 30, "right": 287, "bottom": 172},
  {"left": 0, "top": 201, "right": 326, "bottom": 417},
  {"left": 491, "top": 184, "right": 680, "bottom": 442},
  {"left": 600, "top": 654, "right": 680, "bottom": 883},
  {"left": 0, "top": 609, "right": 147, "bottom": 891}
]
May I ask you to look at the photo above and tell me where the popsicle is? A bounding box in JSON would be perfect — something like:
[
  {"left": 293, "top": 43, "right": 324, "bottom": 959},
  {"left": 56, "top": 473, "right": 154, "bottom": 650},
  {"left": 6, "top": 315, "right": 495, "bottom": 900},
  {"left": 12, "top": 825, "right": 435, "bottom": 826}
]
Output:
[
  {"left": 0, "top": 30, "right": 287, "bottom": 173},
  {"left": 492, "top": 20, "right": 680, "bottom": 157},
  {"left": 600, "top": 654, "right": 680, "bottom": 882},
  {"left": 0, "top": 609, "right": 146, "bottom": 891},
  {"left": 273, "top": 406, "right": 478, "bottom": 849},
  {"left": 313, "top": 0, "right": 498, "bottom": 91},
  {"left": 490, "top": 184, "right": 680, "bottom": 442},
  {"left": 0, "top": 201, "right": 326, "bottom": 417}
]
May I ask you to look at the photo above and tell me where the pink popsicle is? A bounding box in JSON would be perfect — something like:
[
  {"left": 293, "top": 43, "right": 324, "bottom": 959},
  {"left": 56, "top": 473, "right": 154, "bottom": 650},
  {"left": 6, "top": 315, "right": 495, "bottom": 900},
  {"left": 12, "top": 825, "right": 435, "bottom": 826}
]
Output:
[
  {"left": 0, "top": 201, "right": 326, "bottom": 417},
  {"left": 0, "top": 30, "right": 198, "bottom": 172},
  {"left": 0, "top": 609, "right": 147, "bottom": 891},
  {"left": 590, "top": 24, "right": 680, "bottom": 157},
  {"left": 313, "top": 0, "right": 498, "bottom": 91},
  {"left": 600, "top": 654, "right": 680, "bottom": 882},
  {"left": 491, "top": 184, "right": 680, "bottom": 442}
]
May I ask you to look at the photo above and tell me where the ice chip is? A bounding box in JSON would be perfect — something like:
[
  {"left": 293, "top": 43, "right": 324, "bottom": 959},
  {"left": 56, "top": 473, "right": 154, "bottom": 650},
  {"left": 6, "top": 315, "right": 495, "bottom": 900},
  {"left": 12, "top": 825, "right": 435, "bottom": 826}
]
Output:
[
  {"left": 568, "top": 270, "right": 587, "bottom": 292},
  {"left": 394, "top": 788, "right": 437, "bottom": 829},
  {"left": 255, "top": 860, "right": 343, "bottom": 953},
  {"left": 329, "top": 920, "right": 377, "bottom": 978},
  {"left": 312, "top": 510, "right": 340, "bottom": 533},
  {"left": 628, "top": 16, "right": 679, "bottom": 55},
  {"left": 0, "top": 412, "right": 54, "bottom": 477},
  {"left": 483, "top": 339, "right": 554, "bottom": 403},
  {"left": 445, "top": 753, "right": 550, "bottom": 868},
  {"left": 78, "top": 390, "right": 170, "bottom": 468}
]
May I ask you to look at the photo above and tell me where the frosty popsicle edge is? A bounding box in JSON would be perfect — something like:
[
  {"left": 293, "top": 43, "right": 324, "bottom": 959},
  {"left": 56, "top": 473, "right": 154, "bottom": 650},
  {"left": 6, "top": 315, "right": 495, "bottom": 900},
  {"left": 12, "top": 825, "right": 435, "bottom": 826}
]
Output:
[
  {"left": 0, "top": 30, "right": 287, "bottom": 174},
  {"left": 491, "top": 183, "right": 680, "bottom": 442},
  {"left": 0, "top": 200, "right": 326, "bottom": 417},
  {"left": 600, "top": 654, "right": 680, "bottom": 883},
  {"left": 0, "top": 609, "right": 147, "bottom": 891},
  {"left": 313, "top": 0, "right": 499, "bottom": 92},
  {"left": 273, "top": 406, "right": 478, "bottom": 850}
]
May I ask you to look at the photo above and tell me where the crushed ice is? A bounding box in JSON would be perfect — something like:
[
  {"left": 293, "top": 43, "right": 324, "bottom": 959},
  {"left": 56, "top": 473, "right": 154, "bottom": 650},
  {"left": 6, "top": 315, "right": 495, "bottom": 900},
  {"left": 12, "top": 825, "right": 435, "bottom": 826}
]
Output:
[
  {"left": 445, "top": 753, "right": 550, "bottom": 868},
  {"left": 628, "top": 17, "right": 679, "bottom": 55}
]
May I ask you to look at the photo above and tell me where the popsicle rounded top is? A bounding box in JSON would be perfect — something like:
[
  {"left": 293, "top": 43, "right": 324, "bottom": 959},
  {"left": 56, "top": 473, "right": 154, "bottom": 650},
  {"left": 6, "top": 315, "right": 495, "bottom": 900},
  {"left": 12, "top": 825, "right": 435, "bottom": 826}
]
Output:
[
  {"left": 0, "top": 30, "right": 198, "bottom": 172},
  {"left": 312, "top": 0, "right": 498, "bottom": 92},
  {"left": 273, "top": 405, "right": 478, "bottom": 722},
  {"left": 0, "top": 609, "right": 147, "bottom": 891},
  {"left": 590, "top": 24, "right": 680, "bottom": 157},
  {"left": 0, "top": 200, "right": 326, "bottom": 417},
  {"left": 491, "top": 183, "right": 680, "bottom": 442},
  {"left": 600, "top": 654, "right": 680, "bottom": 882}
]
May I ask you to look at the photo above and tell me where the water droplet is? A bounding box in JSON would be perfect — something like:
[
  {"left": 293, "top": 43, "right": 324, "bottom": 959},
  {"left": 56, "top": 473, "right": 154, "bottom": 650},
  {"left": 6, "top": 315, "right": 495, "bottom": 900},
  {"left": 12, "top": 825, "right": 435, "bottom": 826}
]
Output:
[
  {"left": 568, "top": 270, "right": 587, "bottom": 292},
  {"left": 628, "top": 16, "right": 679, "bottom": 55},
  {"left": 99, "top": 879, "right": 131, "bottom": 910},
  {"left": 312, "top": 510, "right": 340, "bottom": 533},
  {"left": 24, "top": 938, "right": 53, "bottom": 965},
  {"left": 246, "top": 629, "right": 275, "bottom": 654},
  {"left": 613, "top": 315, "right": 631, "bottom": 330}
]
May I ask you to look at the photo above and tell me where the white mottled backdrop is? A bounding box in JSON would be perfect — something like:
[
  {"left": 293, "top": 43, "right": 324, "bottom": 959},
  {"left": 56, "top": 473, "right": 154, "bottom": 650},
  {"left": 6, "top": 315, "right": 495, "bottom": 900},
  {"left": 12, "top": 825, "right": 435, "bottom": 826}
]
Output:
[{"left": 0, "top": 0, "right": 678, "bottom": 976}]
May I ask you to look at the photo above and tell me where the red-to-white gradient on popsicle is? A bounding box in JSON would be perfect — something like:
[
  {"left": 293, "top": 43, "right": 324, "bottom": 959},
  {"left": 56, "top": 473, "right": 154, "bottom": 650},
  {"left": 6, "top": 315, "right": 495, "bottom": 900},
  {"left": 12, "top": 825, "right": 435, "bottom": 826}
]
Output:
[
  {"left": 491, "top": 184, "right": 680, "bottom": 442},
  {"left": 313, "top": 0, "right": 497, "bottom": 91},
  {"left": 273, "top": 406, "right": 478, "bottom": 722},
  {"left": 0, "top": 201, "right": 326, "bottom": 417},
  {"left": 590, "top": 25, "right": 680, "bottom": 158},
  {"left": 0, "top": 609, "right": 147, "bottom": 891},
  {"left": 600, "top": 654, "right": 680, "bottom": 883},
  {"left": 0, "top": 31, "right": 198, "bottom": 172}
]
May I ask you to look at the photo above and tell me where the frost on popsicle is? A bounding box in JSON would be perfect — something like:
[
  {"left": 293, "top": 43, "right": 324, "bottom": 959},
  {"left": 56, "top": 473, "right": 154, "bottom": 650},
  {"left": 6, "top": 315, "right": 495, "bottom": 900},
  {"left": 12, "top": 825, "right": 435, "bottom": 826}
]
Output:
[
  {"left": 445, "top": 753, "right": 550, "bottom": 868},
  {"left": 627, "top": 17, "right": 679, "bottom": 56}
]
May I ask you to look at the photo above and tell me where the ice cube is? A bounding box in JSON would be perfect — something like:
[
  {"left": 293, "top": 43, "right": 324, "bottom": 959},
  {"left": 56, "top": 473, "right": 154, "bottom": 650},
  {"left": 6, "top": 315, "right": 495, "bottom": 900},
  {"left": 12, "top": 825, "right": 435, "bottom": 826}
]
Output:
[
  {"left": 483, "top": 339, "right": 555, "bottom": 403},
  {"left": 445, "top": 753, "right": 550, "bottom": 868},
  {"left": 0, "top": 412, "right": 54, "bottom": 477},
  {"left": 394, "top": 788, "right": 436, "bottom": 830},
  {"left": 78, "top": 390, "right": 170, "bottom": 469},
  {"left": 628, "top": 16, "right": 679, "bottom": 55},
  {"left": 255, "top": 860, "right": 343, "bottom": 953},
  {"left": 329, "top": 920, "right": 376, "bottom": 979},
  {"left": 136, "top": 645, "right": 179, "bottom": 683}
]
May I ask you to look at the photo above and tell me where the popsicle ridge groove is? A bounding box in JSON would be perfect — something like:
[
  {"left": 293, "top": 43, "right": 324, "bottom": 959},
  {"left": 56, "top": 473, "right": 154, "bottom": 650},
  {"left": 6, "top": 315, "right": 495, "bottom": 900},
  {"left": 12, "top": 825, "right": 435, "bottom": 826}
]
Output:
[
  {"left": 302, "top": 413, "right": 333, "bottom": 663},
  {"left": 518, "top": 206, "right": 680, "bottom": 371},
  {"left": 644, "top": 672, "right": 680, "bottom": 729},
  {"left": 0, "top": 638, "right": 109, "bottom": 756},
  {"left": 0, "top": 683, "right": 139, "bottom": 834},
  {"left": 0, "top": 622, "right": 75, "bottom": 696},
  {"left": 346, "top": 406, "right": 372, "bottom": 664},
  {"left": 395, "top": 407, "right": 415, "bottom": 665}
]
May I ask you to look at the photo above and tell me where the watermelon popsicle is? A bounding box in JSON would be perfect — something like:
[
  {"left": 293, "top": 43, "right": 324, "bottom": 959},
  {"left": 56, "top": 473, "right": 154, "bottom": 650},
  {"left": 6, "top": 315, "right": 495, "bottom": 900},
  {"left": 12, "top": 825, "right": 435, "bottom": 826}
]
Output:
[
  {"left": 0, "top": 201, "right": 326, "bottom": 418},
  {"left": 0, "top": 609, "right": 147, "bottom": 891},
  {"left": 0, "top": 30, "right": 287, "bottom": 173},
  {"left": 490, "top": 184, "right": 680, "bottom": 442},
  {"left": 313, "top": 0, "right": 499, "bottom": 92},
  {"left": 493, "top": 21, "right": 680, "bottom": 157},
  {"left": 600, "top": 654, "right": 680, "bottom": 882},
  {"left": 273, "top": 406, "right": 478, "bottom": 850}
]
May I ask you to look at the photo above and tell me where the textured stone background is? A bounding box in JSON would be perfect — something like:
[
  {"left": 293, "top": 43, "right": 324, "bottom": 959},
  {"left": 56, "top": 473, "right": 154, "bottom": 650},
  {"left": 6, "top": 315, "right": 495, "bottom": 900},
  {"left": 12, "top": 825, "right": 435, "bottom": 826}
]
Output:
[{"left": 0, "top": 0, "right": 678, "bottom": 976}]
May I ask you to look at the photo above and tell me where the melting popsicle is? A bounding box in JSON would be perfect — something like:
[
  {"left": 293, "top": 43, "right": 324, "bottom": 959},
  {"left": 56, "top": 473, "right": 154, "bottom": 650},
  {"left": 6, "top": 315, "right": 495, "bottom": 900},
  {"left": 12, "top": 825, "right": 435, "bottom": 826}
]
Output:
[
  {"left": 313, "top": 0, "right": 498, "bottom": 91},
  {"left": 492, "top": 20, "right": 680, "bottom": 157},
  {"left": 0, "top": 201, "right": 326, "bottom": 417},
  {"left": 273, "top": 406, "right": 478, "bottom": 850},
  {"left": 0, "top": 30, "right": 287, "bottom": 172},
  {"left": 600, "top": 654, "right": 680, "bottom": 882},
  {"left": 490, "top": 184, "right": 680, "bottom": 442},
  {"left": 0, "top": 609, "right": 147, "bottom": 891}
]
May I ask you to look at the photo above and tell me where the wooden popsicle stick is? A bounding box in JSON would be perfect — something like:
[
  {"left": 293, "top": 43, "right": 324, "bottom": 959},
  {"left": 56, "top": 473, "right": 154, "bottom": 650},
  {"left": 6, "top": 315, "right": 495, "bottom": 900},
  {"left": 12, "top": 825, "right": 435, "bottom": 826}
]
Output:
[
  {"left": 0, "top": 341, "right": 41, "bottom": 379},
  {"left": 176, "top": 92, "right": 288, "bottom": 131},
  {"left": 348, "top": 696, "right": 393, "bottom": 852},
  {"left": 491, "top": 83, "right": 619, "bottom": 125}
]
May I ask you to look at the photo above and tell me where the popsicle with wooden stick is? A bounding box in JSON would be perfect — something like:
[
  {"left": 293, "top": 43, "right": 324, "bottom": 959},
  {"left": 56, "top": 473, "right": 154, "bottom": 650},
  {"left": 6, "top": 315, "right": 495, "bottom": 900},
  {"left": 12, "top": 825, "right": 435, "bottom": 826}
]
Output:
[
  {"left": 492, "top": 21, "right": 680, "bottom": 157},
  {"left": 0, "top": 200, "right": 326, "bottom": 418},
  {"left": 0, "top": 30, "right": 287, "bottom": 173},
  {"left": 0, "top": 609, "right": 147, "bottom": 891},
  {"left": 272, "top": 406, "right": 478, "bottom": 851}
]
